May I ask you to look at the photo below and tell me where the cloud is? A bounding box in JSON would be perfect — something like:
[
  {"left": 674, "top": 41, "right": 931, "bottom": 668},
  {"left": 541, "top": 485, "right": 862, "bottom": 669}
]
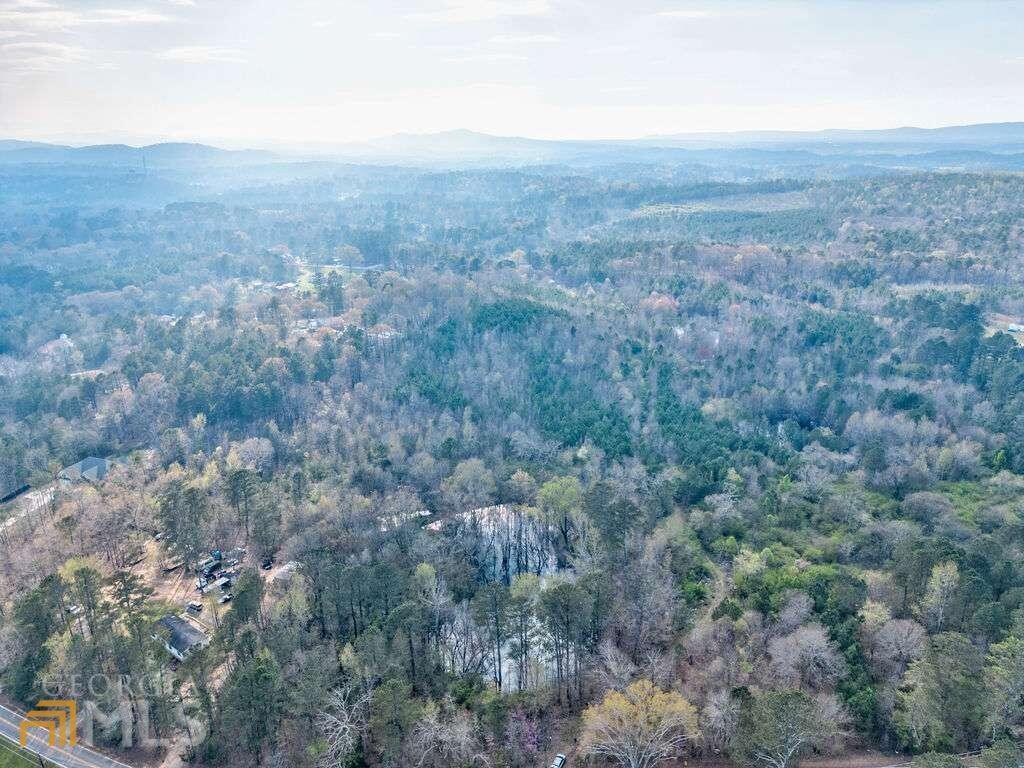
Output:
[
  {"left": 156, "top": 45, "right": 246, "bottom": 64},
  {"left": 589, "top": 43, "right": 631, "bottom": 54},
  {"left": 654, "top": 9, "right": 716, "bottom": 19},
  {"left": 88, "top": 8, "right": 172, "bottom": 23},
  {"left": 489, "top": 34, "right": 560, "bottom": 44},
  {"left": 0, "top": 39, "right": 86, "bottom": 69},
  {"left": 437, "top": 32, "right": 561, "bottom": 66},
  {"left": 600, "top": 84, "right": 650, "bottom": 94},
  {"left": 406, "top": 0, "right": 550, "bottom": 24},
  {"left": 0, "top": 28, "right": 33, "bottom": 38},
  {"left": 0, "top": 1, "right": 173, "bottom": 29},
  {"left": 441, "top": 51, "right": 528, "bottom": 63}
]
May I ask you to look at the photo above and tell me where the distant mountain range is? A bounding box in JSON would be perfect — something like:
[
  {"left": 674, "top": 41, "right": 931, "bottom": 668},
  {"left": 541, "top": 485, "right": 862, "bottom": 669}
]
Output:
[
  {"left": 3, "top": 123, "right": 1024, "bottom": 170},
  {"left": 643, "top": 122, "right": 1024, "bottom": 148},
  {"left": 298, "top": 123, "right": 1024, "bottom": 167},
  {"left": 0, "top": 141, "right": 274, "bottom": 167}
]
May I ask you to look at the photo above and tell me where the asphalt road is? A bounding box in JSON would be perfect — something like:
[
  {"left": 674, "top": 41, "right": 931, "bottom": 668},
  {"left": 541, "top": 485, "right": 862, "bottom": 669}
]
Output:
[
  {"left": 0, "top": 704, "right": 134, "bottom": 768},
  {"left": 0, "top": 484, "right": 55, "bottom": 537}
]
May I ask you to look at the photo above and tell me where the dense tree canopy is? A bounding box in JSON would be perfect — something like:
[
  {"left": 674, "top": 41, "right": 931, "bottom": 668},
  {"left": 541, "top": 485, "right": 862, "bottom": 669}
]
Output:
[{"left": 1, "top": 156, "right": 1024, "bottom": 768}]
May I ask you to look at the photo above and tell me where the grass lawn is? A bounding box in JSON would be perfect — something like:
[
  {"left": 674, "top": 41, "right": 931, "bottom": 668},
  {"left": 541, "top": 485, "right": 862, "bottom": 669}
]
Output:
[{"left": 0, "top": 735, "right": 53, "bottom": 767}]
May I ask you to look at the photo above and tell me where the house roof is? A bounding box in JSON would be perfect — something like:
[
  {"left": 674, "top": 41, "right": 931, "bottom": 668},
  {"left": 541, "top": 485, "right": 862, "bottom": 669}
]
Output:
[
  {"left": 59, "top": 456, "right": 122, "bottom": 483},
  {"left": 157, "top": 615, "right": 207, "bottom": 655}
]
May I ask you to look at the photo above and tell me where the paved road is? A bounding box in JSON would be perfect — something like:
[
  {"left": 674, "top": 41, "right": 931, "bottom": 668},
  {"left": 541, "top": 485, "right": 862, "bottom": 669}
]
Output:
[
  {"left": 0, "top": 484, "right": 55, "bottom": 537},
  {"left": 0, "top": 703, "right": 134, "bottom": 768}
]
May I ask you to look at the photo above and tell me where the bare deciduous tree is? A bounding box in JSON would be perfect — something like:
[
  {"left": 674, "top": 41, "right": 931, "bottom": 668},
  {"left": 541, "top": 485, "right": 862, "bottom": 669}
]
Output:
[
  {"left": 768, "top": 623, "right": 846, "bottom": 692},
  {"left": 406, "top": 700, "right": 490, "bottom": 768},
  {"left": 867, "top": 619, "right": 926, "bottom": 683},
  {"left": 732, "top": 690, "right": 846, "bottom": 768},
  {"left": 317, "top": 680, "right": 374, "bottom": 767}
]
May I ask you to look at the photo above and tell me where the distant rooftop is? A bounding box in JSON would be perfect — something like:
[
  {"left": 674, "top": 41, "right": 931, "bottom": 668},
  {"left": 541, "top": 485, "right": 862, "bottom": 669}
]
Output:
[
  {"left": 157, "top": 615, "right": 208, "bottom": 659},
  {"left": 58, "top": 456, "right": 124, "bottom": 484}
]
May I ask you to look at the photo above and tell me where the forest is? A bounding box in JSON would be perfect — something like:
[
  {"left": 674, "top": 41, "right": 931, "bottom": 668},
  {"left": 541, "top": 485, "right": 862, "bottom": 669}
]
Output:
[{"left": 1, "top": 151, "right": 1024, "bottom": 768}]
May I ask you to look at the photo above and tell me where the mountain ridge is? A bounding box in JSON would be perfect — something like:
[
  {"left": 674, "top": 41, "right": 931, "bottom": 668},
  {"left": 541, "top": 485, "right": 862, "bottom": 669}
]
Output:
[
  {"left": 3, "top": 122, "right": 1024, "bottom": 170},
  {"left": 6, "top": 121, "right": 1024, "bottom": 157}
]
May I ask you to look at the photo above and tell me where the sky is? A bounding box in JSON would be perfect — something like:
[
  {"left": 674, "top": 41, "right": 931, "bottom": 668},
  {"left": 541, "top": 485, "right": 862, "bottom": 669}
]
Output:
[{"left": 1, "top": 0, "right": 1023, "bottom": 147}]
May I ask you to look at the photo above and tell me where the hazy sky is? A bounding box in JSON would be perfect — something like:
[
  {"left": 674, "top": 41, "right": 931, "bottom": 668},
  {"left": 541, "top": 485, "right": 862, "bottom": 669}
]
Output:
[{"left": 2, "top": 0, "right": 1023, "bottom": 146}]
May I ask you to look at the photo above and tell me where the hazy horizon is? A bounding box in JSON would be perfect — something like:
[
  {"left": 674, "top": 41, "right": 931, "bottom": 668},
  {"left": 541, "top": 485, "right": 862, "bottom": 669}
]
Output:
[
  {"left": 3, "top": 0, "right": 1024, "bottom": 146},
  {"left": 6, "top": 120, "right": 1024, "bottom": 153},
  {"left": 9, "top": 119, "right": 1024, "bottom": 152}
]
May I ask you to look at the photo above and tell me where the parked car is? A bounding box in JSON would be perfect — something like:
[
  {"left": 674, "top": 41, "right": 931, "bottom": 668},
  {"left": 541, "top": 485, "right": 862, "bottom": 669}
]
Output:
[
  {"left": 550, "top": 754, "right": 566, "bottom": 768},
  {"left": 261, "top": 557, "right": 274, "bottom": 570},
  {"left": 218, "top": 593, "right": 232, "bottom": 604},
  {"left": 186, "top": 601, "right": 203, "bottom": 614}
]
